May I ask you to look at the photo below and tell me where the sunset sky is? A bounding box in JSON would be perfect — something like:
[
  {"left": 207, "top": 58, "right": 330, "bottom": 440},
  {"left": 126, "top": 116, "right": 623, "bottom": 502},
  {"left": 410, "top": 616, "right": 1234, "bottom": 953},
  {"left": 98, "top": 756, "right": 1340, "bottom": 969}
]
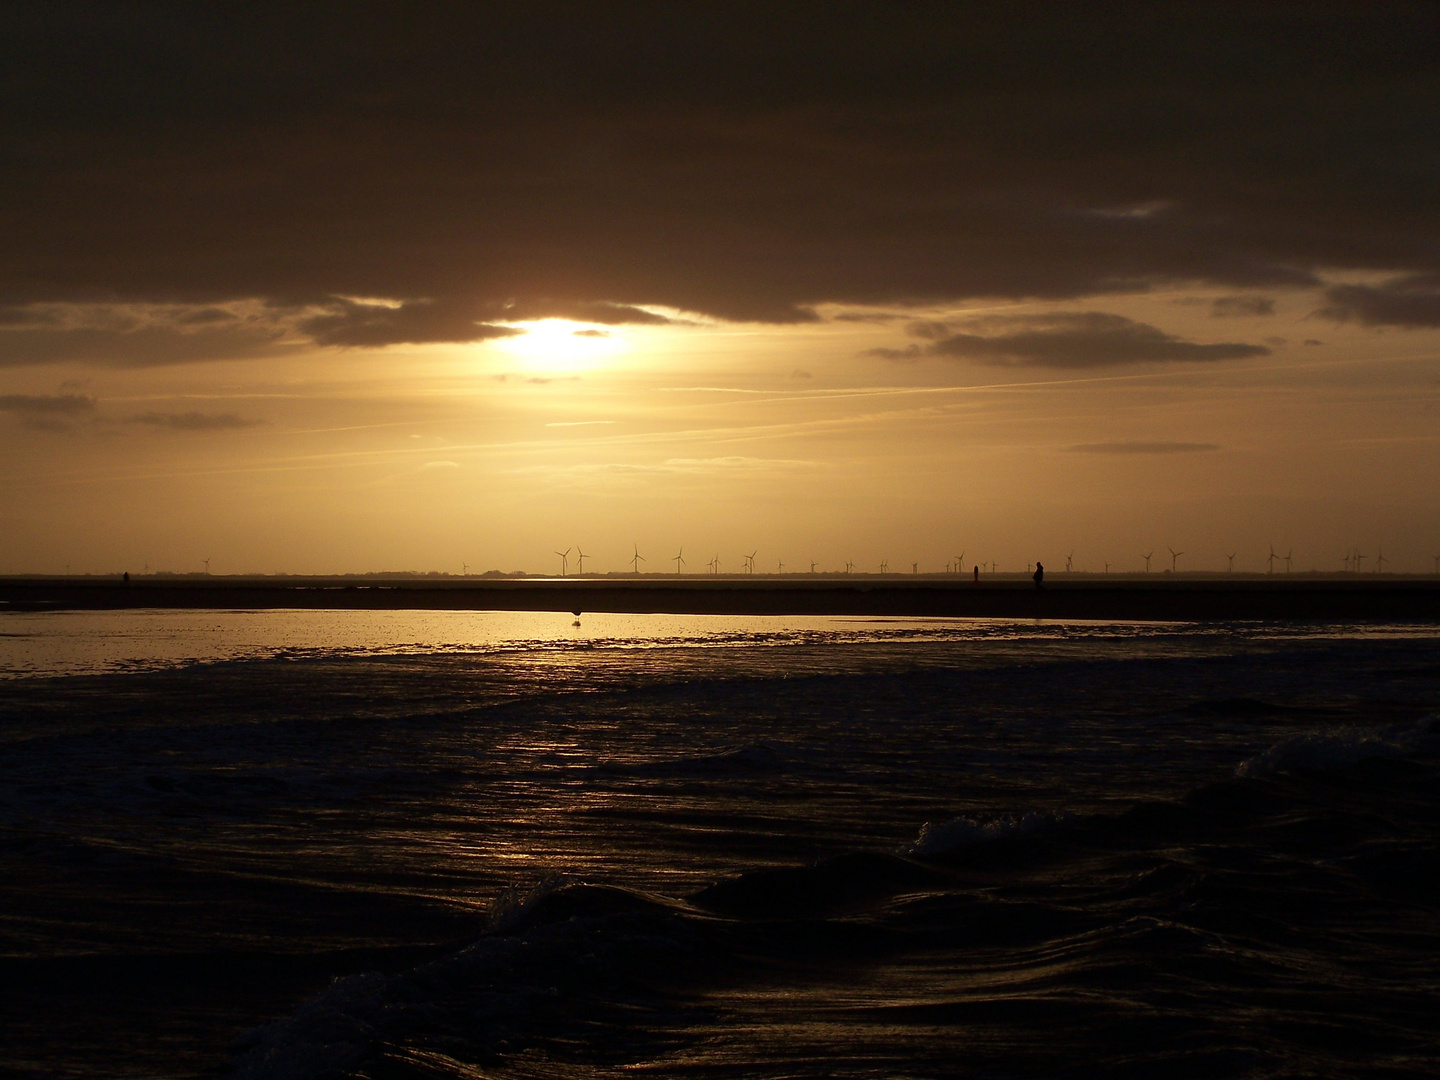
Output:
[{"left": 4, "top": 4, "right": 1439, "bottom": 575}]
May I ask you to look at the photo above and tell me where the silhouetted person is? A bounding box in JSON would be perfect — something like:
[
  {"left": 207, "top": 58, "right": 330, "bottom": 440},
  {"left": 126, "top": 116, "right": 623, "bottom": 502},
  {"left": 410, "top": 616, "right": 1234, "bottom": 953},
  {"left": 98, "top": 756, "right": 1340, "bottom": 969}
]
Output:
[
  {"left": 1033, "top": 562, "right": 1044, "bottom": 589},
  {"left": 122, "top": 571, "right": 130, "bottom": 584},
  {"left": 973, "top": 565, "right": 980, "bottom": 583}
]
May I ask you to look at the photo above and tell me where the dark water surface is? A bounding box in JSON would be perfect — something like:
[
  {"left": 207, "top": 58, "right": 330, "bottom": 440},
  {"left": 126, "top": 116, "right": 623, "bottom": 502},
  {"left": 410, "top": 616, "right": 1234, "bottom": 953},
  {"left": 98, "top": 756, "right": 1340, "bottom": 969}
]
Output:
[{"left": 1, "top": 613, "right": 1438, "bottom": 1078}]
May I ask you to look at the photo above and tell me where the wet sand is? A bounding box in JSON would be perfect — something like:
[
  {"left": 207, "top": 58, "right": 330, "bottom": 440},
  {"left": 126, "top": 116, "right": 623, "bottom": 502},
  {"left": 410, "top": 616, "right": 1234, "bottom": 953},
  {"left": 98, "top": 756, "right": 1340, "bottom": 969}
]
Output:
[{"left": 3, "top": 575, "right": 1438, "bottom": 621}]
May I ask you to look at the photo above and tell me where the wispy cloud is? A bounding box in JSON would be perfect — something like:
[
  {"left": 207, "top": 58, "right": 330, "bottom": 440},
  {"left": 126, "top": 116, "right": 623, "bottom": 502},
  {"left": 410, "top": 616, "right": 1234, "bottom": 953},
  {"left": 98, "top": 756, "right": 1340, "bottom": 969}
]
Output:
[
  {"left": 1066, "top": 441, "right": 1221, "bottom": 455},
  {"left": 127, "top": 411, "right": 261, "bottom": 431}
]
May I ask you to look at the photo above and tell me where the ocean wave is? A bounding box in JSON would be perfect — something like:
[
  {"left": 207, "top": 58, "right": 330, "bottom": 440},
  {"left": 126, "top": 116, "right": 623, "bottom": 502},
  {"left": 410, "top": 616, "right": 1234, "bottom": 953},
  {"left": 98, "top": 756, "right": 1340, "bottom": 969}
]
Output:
[
  {"left": 229, "top": 970, "right": 387, "bottom": 1080},
  {"left": 904, "top": 811, "right": 1061, "bottom": 857},
  {"left": 1235, "top": 715, "right": 1440, "bottom": 778}
]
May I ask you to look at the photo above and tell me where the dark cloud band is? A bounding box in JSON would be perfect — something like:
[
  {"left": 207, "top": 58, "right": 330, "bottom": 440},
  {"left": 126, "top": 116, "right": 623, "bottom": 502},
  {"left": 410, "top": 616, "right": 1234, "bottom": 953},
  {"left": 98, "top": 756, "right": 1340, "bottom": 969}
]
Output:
[
  {"left": 2, "top": 4, "right": 1438, "bottom": 338},
  {"left": 867, "top": 313, "right": 1269, "bottom": 368}
]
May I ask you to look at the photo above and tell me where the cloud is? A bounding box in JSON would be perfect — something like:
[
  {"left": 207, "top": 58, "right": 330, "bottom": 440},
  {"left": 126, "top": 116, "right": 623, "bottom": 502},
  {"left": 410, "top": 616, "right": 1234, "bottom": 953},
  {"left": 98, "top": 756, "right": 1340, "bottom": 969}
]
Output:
[
  {"left": 0, "top": 320, "right": 292, "bottom": 367},
  {"left": 1315, "top": 277, "right": 1440, "bottom": 328},
  {"left": 1, "top": 6, "right": 1436, "bottom": 334},
  {"left": 500, "top": 302, "right": 676, "bottom": 326},
  {"left": 298, "top": 298, "right": 521, "bottom": 347},
  {"left": 0, "top": 392, "right": 96, "bottom": 430},
  {"left": 128, "top": 411, "right": 261, "bottom": 431},
  {"left": 571, "top": 329, "right": 609, "bottom": 338},
  {"left": 865, "top": 344, "right": 924, "bottom": 363},
  {"left": 871, "top": 312, "right": 1269, "bottom": 368},
  {"left": 1210, "top": 296, "right": 1275, "bottom": 318},
  {"left": 0, "top": 393, "right": 95, "bottom": 416},
  {"left": 1066, "top": 441, "right": 1220, "bottom": 454}
]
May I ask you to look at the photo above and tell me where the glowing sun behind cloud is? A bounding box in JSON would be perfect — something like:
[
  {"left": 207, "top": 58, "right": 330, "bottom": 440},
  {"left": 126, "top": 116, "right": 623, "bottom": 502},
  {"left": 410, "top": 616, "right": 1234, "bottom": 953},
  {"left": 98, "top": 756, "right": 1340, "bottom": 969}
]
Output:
[{"left": 491, "top": 319, "right": 629, "bottom": 373}]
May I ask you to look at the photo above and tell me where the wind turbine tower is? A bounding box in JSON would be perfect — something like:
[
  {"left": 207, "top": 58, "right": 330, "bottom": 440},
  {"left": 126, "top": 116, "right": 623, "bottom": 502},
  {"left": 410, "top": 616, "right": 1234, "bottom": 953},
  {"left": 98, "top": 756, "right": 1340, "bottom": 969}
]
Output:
[
  {"left": 1375, "top": 548, "right": 1387, "bottom": 574},
  {"left": 1066, "top": 551, "right": 1074, "bottom": 573},
  {"left": 575, "top": 548, "right": 588, "bottom": 574},
  {"left": 1142, "top": 550, "right": 1153, "bottom": 573},
  {"left": 1266, "top": 544, "right": 1276, "bottom": 575},
  {"left": 1168, "top": 547, "right": 1183, "bottom": 573},
  {"left": 1284, "top": 550, "right": 1293, "bottom": 574},
  {"left": 744, "top": 550, "right": 757, "bottom": 574},
  {"left": 202, "top": 557, "right": 211, "bottom": 575},
  {"left": 631, "top": 544, "right": 645, "bottom": 574},
  {"left": 554, "top": 547, "right": 571, "bottom": 576},
  {"left": 673, "top": 547, "right": 685, "bottom": 574},
  {"left": 1226, "top": 552, "right": 1236, "bottom": 573}
]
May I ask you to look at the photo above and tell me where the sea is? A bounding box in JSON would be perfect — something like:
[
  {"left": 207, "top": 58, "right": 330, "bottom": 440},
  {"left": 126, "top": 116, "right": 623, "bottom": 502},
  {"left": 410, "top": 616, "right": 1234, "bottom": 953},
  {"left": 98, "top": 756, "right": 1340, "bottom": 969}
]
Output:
[{"left": 1, "top": 609, "right": 1438, "bottom": 1079}]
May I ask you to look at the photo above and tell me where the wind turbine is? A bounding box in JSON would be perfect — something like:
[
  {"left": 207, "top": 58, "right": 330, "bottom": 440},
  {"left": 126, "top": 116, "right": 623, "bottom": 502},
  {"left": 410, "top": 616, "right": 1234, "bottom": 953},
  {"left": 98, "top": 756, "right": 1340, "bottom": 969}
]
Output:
[
  {"left": 1142, "top": 551, "right": 1153, "bottom": 573},
  {"left": 953, "top": 551, "right": 965, "bottom": 575},
  {"left": 810, "top": 559, "right": 818, "bottom": 573},
  {"left": 1353, "top": 549, "right": 1366, "bottom": 573},
  {"left": 879, "top": 559, "right": 888, "bottom": 574},
  {"left": 710, "top": 554, "right": 720, "bottom": 574},
  {"left": 462, "top": 562, "right": 470, "bottom": 576},
  {"left": 777, "top": 559, "right": 785, "bottom": 574},
  {"left": 202, "top": 557, "right": 211, "bottom": 575},
  {"left": 554, "top": 547, "right": 571, "bottom": 576},
  {"left": 1104, "top": 561, "right": 1111, "bottom": 574},
  {"left": 844, "top": 559, "right": 854, "bottom": 574},
  {"left": 744, "top": 550, "right": 757, "bottom": 574},
  {"left": 673, "top": 547, "right": 685, "bottom": 574},
  {"left": 1225, "top": 552, "right": 1236, "bottom": 572},
  {"left": 575, "top": 548, "right": 587, "bottom": 574},
  {"left": 1375, "top": 548, "right": 1387, "bottom": 574},
  {"left": 1266, "top": 544, "right": 1276, "bottom": 575},
  {"left": 1284, "top": 550, "right": 1293, "bottom": 574},
  {"left": 630, "top": 544, "right": 645, "bottom": 574},
  {"left": 912, "top": 562, "right": 918, "bottom": 574},
  {"left": 1168, "top": 547, "right": 1183, "bottom": 573},
  {"left": 1065, "top": 550, "right": 1074, "bottom": 573}
]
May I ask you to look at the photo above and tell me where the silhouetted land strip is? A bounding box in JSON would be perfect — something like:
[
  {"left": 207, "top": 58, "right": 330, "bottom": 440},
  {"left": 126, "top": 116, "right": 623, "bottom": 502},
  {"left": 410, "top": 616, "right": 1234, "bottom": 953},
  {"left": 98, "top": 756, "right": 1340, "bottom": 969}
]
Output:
[{"left": 3, "top": 576, "right": 1438, "bottom": 621}]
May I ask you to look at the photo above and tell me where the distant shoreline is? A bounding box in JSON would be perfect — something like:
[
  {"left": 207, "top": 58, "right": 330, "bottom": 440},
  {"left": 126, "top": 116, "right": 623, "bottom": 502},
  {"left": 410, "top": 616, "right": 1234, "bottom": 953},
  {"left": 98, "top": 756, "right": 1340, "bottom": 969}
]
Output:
[{"left": 2, "top": 575, "right": 1437, "bottom": 622}]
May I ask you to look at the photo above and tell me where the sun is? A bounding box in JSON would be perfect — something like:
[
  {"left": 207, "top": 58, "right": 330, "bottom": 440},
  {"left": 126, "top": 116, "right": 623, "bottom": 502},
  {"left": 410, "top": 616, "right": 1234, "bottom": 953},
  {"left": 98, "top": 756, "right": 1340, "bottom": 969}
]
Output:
[{"left": 490, "top": 319, "right": 628, "bottom": 373}]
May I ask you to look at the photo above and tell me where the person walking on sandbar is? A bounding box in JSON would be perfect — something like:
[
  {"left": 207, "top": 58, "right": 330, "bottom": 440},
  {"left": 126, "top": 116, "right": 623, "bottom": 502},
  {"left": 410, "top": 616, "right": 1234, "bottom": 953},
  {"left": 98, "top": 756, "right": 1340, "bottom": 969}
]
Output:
[{"left": 1033, "top": 561, "right": 1044, "bottom": 589}]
